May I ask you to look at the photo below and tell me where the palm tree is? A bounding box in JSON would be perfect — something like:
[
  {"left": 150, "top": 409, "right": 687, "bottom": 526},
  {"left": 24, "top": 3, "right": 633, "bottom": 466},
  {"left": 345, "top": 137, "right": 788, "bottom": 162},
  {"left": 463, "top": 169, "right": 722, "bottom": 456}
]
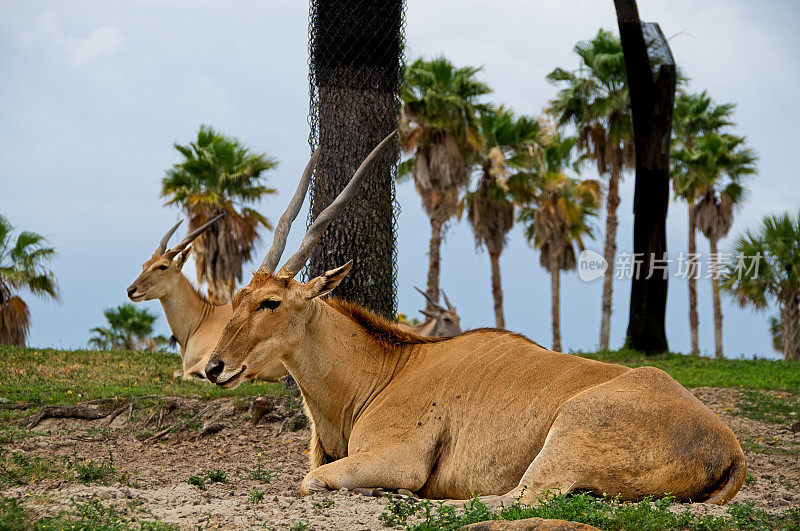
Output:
[
  {"left": 547, "top": 29, "right": 634, "bottom": 350},
  {"left": 0, "top": 215, "right": 59, "bottom": 346},
  {"left": 161, "top": 125, "right": 278, "bottom": 304},
  {"left": 464, "top": 108, "right": 540, "bottom": 328},
  {"left": 768, "top": 315, "right": 789, "bottom": 354},
  {"left": 400, "top": 56, "right": 492, "bottom": 312},
  {"left": 89, "top": 302, "right": 167, "bottom": 352},
  {"left": 516, "top": 129, "right": 602, "bottom": 352},
  {"left": 722, "top": 211, "right": 800, "bottom": 361},
  {"left": 671, "top": 90, "right": 736, "bottom": 355},
  {"left": 676, "top": 133, "right": 756, "bottom": 358}
]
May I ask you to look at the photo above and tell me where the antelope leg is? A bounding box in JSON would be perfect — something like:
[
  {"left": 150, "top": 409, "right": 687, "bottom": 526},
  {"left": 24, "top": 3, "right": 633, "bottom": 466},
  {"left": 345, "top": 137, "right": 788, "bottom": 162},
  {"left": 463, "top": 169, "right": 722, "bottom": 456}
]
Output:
[{"left": 299, "top": 445, "right": 432, "bottom": 495}]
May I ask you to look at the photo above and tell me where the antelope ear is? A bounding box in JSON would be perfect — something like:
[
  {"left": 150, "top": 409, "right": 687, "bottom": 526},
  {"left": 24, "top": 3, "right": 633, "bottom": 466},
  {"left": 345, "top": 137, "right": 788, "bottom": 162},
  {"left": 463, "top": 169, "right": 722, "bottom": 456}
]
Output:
[
  {"left": 175, "top": 247, "right": 192, "bottom": 269},
  {"left": 305, "top": 261, "right": 353, "bottom": 299}
]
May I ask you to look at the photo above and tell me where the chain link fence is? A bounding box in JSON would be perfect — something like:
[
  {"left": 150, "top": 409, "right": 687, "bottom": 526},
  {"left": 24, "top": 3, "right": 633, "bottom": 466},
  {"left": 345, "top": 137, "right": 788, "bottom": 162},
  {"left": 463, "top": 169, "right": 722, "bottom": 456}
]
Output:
[{"left": 305, "top": 0, "right": 405, "bottom": 318}]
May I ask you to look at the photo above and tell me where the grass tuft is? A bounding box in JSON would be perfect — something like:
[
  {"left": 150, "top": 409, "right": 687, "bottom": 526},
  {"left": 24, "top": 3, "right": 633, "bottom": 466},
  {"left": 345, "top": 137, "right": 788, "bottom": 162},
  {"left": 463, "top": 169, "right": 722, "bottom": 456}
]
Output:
[
  {"left": 380, "top": 492, "right": 800, "bottom": 531},
  {"left": 0, "top": 496, "right": 176, "bottom": 530}
]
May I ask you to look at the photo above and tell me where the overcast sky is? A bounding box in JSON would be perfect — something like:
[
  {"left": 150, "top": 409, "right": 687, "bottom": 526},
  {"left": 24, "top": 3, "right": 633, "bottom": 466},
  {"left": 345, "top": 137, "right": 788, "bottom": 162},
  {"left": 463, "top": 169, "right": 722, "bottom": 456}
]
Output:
[{"left": 2, "top": 0, "right": 798, "bottom": 358}]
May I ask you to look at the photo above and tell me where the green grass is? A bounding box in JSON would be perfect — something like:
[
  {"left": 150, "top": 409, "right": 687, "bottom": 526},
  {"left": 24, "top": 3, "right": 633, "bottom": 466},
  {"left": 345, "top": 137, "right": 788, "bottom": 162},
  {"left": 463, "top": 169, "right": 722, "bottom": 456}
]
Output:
[
  {"left": 187, "top": 475, "right": 206, "bottom": 490},
  {"left": 71, "top": 452, "right": 117, "bottom": 484},
  {"left": 734, "top": 390, "right": 800, "bottom": 425},
  {"left": 381, "top": 493, "right": 800, "bottom": 531},
  {"left": 0, "top": 346, "right": 284, "bottom": 409},
  {"left": 0, "top": 496, "right": 176, "bottom": 530},
  {"left": 0, "top": 425, "right": 40, "bottom": 445},
  {"left": 740, "top": 435, "right": 800, "bottom": 458},
  {"left": 248, "top": 490, "right": 265, "bottom": 503},
  {"left": 247, "top": 456, "right": 279, "bottom": 483},
  {"left": 2, "top": 345, "right": 795, "bottom": 412},
  {"left": 0, "top": 449, "right": 127, "bottom": 489},
  {"left": 577, "top": 349, "right": 800, "bottom": 392},
  {"left": 0, "top": 449, "right": 64, "bottom": 488},
  {"left": 203, "top": 469, "right": 227, "bottom": 483},
  {"left": 187, "top": 469, "right": 227, "bottom": 491}
]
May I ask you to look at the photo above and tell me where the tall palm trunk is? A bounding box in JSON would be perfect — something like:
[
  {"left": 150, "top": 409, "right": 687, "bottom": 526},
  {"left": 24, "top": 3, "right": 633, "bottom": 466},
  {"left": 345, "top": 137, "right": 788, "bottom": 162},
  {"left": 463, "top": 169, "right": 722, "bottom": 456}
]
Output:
[
  {"left": 599, "top": 166, "right": 620, "bottom": 350},
  {"left": 708, "top": 236, "right": 724, "bottom": 359},
  {"left": 781, "top": 291, "right": 800, "bottom": 361},
  {"left": 687, "top": 205, "right": 700, "bottom": 355},
  {"left": 489, "top": 250, "right": 505, "bottom": 328},
  {"left": 426, "top": 214, "right": 444, "bottom": 313},
  {"left": 550, "top": 267, "right": 561, "bottom": 352}
]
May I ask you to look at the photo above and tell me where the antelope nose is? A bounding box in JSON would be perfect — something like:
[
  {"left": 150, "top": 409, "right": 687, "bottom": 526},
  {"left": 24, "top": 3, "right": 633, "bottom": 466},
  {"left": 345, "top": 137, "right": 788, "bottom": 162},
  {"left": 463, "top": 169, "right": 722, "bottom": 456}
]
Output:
[
  {"left": 126, "top": 286, "right": 137, "bottom": 299},
  {"left": 205, "top": 360, "right": 224, "bottom": 383}
]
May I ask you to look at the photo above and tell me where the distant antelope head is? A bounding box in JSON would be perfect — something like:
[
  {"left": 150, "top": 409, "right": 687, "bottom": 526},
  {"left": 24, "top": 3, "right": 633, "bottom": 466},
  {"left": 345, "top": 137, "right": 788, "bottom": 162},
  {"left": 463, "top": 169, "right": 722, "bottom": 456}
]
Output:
[
  {"left": 414, "top": 287, "right": 461, "bottom": 337},
  {"left": 127, "top": 215, "right": 223, "bottom": 302},
  {"left": 204, "top": 132, "right": 396, "bottom": 388}
]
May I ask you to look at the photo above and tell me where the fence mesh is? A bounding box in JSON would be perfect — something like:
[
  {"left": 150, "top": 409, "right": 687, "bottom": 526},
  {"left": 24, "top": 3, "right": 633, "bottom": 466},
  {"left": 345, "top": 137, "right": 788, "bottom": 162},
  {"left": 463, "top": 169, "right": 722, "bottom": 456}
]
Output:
[{"left": 305, "top": 0, "right": 405, "bottom": 318}]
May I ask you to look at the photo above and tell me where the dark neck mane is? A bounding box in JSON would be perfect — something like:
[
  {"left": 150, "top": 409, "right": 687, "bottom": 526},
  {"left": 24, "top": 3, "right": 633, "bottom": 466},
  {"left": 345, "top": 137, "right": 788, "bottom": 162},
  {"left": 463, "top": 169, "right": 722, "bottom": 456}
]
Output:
[{"left": 325, "top": 298, "right": 447, "bottom": 349}]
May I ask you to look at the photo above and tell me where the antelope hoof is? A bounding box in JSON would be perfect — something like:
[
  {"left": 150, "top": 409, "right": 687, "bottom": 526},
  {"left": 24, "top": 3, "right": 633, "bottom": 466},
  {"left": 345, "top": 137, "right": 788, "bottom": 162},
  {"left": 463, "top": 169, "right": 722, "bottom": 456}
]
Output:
[
  {"left": 441, "top": 494, "right": 515, "bottom": 508},
  {"left": 300, "top": 474, "right": 330, "bottom": 495},
  {"left": 476, "top": 494, "right": 516, "bottom": 509}
]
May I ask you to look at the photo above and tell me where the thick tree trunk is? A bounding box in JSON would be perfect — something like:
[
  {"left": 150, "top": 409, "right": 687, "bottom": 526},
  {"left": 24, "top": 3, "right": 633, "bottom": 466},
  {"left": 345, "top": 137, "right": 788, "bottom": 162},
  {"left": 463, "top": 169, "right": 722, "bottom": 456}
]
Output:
[
  {"left": 781, "top": 291, "right": 800, "bottom": 361},
  {"left": 709, "top": 237, "right": 724, "bottom": 359},
  {"left": 687, "top": 205, "right": 700, "bottom": 355},
  {"left": 489, "top": 250, "right": 505, "bottom": 329},
  {"left": 599, "top": 167, "right": 620, "bottom": 350},
  {"left": 615, "top": 0, "right": 675, "bottom": 354},
  {"left": 551, "top": 267, "right": 561, "bottom": 352},
  {"left": 426, "top": 214, "right": 444, "bottom": 313},
  {"left": 307, "top": 0, "right": 402, "bottom": 318}
]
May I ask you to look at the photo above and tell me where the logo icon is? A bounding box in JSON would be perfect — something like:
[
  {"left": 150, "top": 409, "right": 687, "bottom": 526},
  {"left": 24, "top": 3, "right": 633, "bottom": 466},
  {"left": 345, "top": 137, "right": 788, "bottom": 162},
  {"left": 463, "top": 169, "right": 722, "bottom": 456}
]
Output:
[{"left": 578, "top": 249, "right": 607, "bottom": 282}]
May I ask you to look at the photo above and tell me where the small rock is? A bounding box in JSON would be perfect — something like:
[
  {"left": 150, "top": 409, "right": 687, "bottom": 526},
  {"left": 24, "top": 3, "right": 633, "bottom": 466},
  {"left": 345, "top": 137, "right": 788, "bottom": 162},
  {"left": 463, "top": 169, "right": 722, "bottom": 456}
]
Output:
[
  {"left": 251, "top": 397, "right": 274, "bottom": 424},
  {"left": 791, "top": 421, "right": 800, "bottom": 433},
  {"left": 99, "top": 491, "right": 111, "bottom": 500},
  {"left": 201, "top": 420, "right": 227, "bottom": 435},
  {"left": 397, "top": 489, "right": 415, "bottom": 498}
]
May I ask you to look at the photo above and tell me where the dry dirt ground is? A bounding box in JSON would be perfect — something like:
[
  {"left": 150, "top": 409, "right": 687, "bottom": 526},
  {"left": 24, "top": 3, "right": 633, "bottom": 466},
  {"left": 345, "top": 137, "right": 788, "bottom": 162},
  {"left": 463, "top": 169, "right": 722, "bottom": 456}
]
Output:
[{"left": 3, "top": 388, "right": 798, "bottom": 530}]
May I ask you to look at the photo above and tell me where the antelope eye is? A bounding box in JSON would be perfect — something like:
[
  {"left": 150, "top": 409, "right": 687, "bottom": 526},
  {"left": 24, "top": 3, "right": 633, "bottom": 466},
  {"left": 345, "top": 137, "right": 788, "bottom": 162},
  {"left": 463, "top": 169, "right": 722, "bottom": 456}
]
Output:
[
  {"left": 258, "top": 299, "right": 281, "bottom": 311},
  {"left": 156, "top": 265, "right": 168, "bottom": 271}
]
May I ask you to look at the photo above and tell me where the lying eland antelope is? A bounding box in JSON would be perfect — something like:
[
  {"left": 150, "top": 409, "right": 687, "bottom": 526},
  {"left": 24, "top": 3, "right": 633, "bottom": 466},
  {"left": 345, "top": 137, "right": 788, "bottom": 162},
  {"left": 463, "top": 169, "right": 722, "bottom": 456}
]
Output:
[
  {"left": 396, "top": 287, "right": 461, "bottom": 337},
  {"left": 126, "top": 214, "right": 289, "bottom": 381},
  {"left": 204, "top": 131, "right": 745, "bottom": 505}
]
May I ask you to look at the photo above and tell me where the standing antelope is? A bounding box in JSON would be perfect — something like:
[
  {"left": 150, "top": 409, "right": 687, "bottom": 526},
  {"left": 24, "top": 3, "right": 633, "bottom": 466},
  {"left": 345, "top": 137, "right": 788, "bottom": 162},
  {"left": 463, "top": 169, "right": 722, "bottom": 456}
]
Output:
[
  {"left": 396, "top": 287, "right": 461, "bottom": 337},
  {"left": 205, "top": 130, "right": 745, "bottom": 506},
  {"left": 126, "top": 215, "right": 287, "bottom": 381}
]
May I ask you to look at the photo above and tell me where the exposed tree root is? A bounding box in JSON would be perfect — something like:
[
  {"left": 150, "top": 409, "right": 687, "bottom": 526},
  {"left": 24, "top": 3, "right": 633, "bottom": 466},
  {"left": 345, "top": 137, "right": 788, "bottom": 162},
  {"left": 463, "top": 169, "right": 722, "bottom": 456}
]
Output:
[
  {"left": 21, "top": 405, "right": 111, "bottom": 429},
  {"left": 19, "top": 395, "right": 167, "bottom": 430}
]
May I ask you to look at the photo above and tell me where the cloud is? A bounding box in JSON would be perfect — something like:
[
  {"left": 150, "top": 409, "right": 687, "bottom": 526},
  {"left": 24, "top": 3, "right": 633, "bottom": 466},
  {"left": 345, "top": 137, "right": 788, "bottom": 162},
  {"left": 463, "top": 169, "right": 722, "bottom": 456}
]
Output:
[{"left": 21, "top": 11, "right": 123, "bottom": 65}]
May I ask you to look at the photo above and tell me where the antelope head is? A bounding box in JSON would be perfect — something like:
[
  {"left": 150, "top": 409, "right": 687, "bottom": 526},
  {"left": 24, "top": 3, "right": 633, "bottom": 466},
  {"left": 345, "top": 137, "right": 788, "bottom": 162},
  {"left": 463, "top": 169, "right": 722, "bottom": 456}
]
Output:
[
  {"left": 415, "top": 287, "right": 462, "bottom": 337},
  {"left": 127, "top": 215, "right": 224, "bottom": 302},
  {"left": 205, "top": 132, "right": 396, "bottom": 388}
]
